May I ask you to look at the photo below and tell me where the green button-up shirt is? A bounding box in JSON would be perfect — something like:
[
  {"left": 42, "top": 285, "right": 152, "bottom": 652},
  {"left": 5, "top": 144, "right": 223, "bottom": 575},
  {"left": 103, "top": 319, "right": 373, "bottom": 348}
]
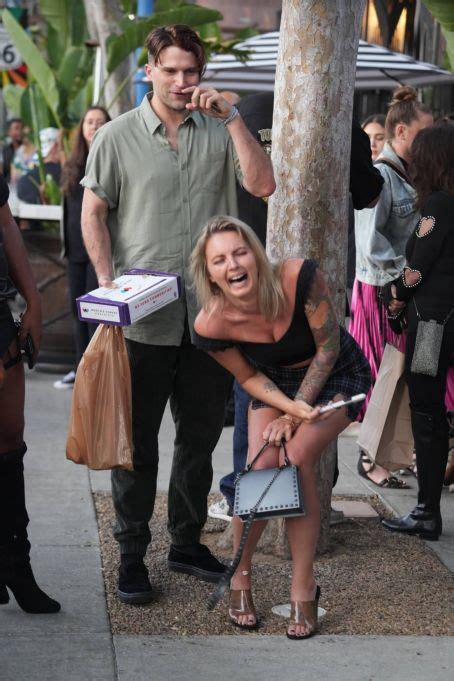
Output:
[{"left": 82, "top": 94, "right": 239, "bottom": 345}]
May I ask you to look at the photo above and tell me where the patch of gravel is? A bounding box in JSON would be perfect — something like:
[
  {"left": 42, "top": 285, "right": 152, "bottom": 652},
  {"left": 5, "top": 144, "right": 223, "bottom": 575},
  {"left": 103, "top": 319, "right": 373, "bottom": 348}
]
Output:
[{"left": 94, "top": 492, "right": 453, "bottom": 636}]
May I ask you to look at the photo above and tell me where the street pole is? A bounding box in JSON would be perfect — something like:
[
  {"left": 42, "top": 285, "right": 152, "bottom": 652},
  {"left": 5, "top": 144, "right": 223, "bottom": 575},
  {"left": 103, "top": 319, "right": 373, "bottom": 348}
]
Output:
[{"left": 134, "top": 0, "right": 153, "bottom": 106}]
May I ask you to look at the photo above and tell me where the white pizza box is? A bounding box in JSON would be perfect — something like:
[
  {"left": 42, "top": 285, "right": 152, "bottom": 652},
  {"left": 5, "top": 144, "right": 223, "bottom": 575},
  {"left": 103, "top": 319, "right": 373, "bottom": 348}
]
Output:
[{"left": 76, "top": 268, "right": 181, "bottom": 326}]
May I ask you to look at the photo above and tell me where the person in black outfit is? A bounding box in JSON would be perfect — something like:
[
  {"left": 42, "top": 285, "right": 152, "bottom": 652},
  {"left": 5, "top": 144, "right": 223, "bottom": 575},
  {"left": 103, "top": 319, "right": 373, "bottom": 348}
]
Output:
[
  {"left": 53, "top": 107, "right": 111, "bottom": 389},
  {"left": 209, "top": 93, "right": 383, "bottom": 522},
  {"left": 382, "top": 123, "right": 454, "bottom": 540},
  {"left": 0, "top": 174, "right": 60, "bottom": 613},
  {"left": 1, "top": 118, "right": 24, "bottom": 183}
]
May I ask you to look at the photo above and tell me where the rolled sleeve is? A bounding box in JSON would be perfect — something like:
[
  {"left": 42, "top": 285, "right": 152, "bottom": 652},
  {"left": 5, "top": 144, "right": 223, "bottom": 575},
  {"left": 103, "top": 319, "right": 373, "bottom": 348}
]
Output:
[{"left": 80, "top": 126, "right": 120, "bottom": 209}]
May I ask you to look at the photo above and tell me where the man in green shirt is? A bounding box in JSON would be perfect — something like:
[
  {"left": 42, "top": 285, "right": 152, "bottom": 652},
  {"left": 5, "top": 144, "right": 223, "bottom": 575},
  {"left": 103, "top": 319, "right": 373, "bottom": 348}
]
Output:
[{"left": 81, "top": 25, "right": 274, "bottom": 605}]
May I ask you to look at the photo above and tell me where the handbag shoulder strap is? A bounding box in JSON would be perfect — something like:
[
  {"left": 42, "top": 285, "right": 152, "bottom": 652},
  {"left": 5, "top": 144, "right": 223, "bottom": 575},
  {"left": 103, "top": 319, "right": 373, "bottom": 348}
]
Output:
[
  {"left": 413, "top": 297, "right": 454, "bottom": 324},
  {"left": 375, "top": 158, "right": 413, "bottom": 186},
  {"left": 208, "top": 442, "right": 289, "bottom": 612}
]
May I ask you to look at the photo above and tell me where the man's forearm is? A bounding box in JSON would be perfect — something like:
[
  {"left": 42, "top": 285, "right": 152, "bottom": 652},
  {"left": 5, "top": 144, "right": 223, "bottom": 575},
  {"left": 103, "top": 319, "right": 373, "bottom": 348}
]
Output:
[
  {"left": 226, "top": 115, "right": 275, "bottom": 198},
  {"left": 81, "top": 192, "right": 114, "bottom": 285}
]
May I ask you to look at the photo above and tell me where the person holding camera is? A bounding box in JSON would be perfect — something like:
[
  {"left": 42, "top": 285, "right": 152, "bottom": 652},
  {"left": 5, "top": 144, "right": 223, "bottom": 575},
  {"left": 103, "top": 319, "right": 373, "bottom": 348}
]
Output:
[{"left": 0, "top": 174, "right": 60, "bottom": 613}]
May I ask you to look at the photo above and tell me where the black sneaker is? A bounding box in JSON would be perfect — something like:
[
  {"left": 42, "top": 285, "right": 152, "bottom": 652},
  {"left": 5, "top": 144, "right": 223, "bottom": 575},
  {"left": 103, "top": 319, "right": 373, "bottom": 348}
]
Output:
[
  {"left": 117, "top": 554, "right": 153, "bottom": 605},
  {"left": 168, "top": 543, "right": 226, "bottom": 583}
]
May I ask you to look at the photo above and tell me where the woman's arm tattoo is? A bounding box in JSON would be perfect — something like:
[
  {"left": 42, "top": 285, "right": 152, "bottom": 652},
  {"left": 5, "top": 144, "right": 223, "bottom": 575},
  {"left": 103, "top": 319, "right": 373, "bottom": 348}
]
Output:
[
  {"left": 264, "top": 380, "right": 279, "bottom": 394},
  {"left": 296, "top": 271, "right": 340, "bottom": 405}
]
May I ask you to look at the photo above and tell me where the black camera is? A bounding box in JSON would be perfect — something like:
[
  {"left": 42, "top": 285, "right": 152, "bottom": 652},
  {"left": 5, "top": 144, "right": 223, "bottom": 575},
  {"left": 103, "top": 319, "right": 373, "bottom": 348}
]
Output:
[
  {"left": 14, "top": 320, "right": 36, "bottom": 369},
  {"left": 22, "top": 333, "right": 35, "bottom": 369}
]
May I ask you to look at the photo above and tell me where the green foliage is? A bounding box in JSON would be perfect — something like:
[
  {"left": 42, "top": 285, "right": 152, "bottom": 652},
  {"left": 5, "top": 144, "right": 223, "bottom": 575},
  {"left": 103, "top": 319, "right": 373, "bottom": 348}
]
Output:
[
  {"left": 2, "top": 9, "right": 62, "bottom": 125},
  {"left": 120, "top": 0, "right": 138, "bottom": 14},
  {"left": 40, "top": 0, "right": 71, "bottom": 61},
  {"left": 1, "top": 4, "right": 93, "bottom": 135},
  {"left": 20, "top": 84, "right": 57, "bottom": 130},
  {"left": 423, "top": 0, "right": 454, "bottom": 70},
  {"left": 154, "top": 0, "right": 184, "bottom": 10},
  {"left": 106, "top": 4, "right": 223, "bottom": 73},
  {"left": 196, "top": 23, "right": 256, "bottom": 63},
  {"left": 2, "top": 85, "right": 22, "bottom": 119},
  {"left": 44, "top": 173, "right": 61, "bottom": 205}
]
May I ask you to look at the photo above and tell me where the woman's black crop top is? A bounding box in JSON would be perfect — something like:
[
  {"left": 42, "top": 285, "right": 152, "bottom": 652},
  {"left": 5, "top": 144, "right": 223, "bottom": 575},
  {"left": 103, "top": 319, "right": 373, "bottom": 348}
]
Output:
[{"left": 193, "top": 259, "right": 318, "bottom": 366}]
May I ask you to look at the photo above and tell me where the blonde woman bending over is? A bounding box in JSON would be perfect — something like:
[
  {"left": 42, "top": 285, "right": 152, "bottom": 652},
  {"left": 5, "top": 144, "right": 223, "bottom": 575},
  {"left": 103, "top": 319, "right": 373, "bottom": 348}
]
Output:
[{"left": 191, "top": 216, "right": 371, "bottom": 640}]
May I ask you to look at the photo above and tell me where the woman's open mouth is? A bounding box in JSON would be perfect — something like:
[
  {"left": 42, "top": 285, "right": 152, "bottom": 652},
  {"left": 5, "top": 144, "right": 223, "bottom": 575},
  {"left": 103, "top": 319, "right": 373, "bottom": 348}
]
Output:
[{"left": 228, "top": 273, "right": 248, "bottom": 286}]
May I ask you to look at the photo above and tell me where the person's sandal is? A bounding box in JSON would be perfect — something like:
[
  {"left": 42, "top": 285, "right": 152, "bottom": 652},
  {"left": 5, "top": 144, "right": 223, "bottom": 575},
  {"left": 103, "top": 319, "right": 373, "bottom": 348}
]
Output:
[
  {"left": 286, "top": 585, "right": 321, "bottom": 640},
  {"left": 357, "top": 452, "right": 409, "bottom": 489},
  {"left": 228, "top": 571, "right": 258, "bottom": 630}
]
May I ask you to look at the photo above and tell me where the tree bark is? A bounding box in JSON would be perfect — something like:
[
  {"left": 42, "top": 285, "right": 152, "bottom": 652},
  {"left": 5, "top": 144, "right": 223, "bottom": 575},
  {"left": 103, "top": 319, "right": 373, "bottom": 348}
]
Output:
[
  {"left": 83, "top": 0, "right": 134, "bottom": 117},
  {"left": 266, "top": 0, "right": 366, "bottom": 553}
]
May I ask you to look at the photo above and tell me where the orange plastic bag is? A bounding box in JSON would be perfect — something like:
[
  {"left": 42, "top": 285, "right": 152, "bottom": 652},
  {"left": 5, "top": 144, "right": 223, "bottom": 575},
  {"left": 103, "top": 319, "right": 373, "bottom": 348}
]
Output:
[{"left": 66, "top": 324, "right": 134, "bottom": 470}]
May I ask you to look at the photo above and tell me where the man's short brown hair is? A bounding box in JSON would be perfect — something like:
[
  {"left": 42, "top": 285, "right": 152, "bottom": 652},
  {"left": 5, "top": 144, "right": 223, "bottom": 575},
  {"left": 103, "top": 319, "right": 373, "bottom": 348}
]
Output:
[{"left": 145, "top": 24, "right": 206, "bottom": 77}]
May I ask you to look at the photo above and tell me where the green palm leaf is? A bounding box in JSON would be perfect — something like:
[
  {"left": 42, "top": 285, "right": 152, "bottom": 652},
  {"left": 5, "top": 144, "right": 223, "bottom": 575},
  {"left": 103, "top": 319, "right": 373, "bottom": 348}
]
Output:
[
  {"left": 39, "top": 0, "right": 70, "bottom": 48},
  {"left": 106, "top": 5, "right": 222, "bottom": 74},
  {"left": 57, "top": 46, "right": 90, "bottom": 96},
  {"left": 423, "top": 0, "right": 454, "bottom": 69},
  {"left": 2, "top": 9, "right": 63, "bottom": 128},
  {"left": 2, "top": 84, "right": 23, "bottom": 120}
]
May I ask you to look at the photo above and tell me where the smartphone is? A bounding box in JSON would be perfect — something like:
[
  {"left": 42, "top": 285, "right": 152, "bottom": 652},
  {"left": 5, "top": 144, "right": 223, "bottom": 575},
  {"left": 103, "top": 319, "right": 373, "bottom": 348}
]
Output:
[{"left": 319, "top": 393, "right": 366, "bottom": 414}]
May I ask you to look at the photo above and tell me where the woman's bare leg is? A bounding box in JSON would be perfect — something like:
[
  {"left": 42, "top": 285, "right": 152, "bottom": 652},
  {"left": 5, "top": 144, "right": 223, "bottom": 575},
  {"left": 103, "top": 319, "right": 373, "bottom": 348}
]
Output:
[
  {"left": 284, "top": 399, "right": 350, "bottom": 637},
  {"left": 230, "top": 406, "right": 281, "bottom": 626}
]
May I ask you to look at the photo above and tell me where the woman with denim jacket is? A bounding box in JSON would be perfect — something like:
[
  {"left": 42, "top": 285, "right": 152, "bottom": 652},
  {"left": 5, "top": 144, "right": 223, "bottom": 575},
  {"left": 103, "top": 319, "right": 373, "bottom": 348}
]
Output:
[{"left": 350, "top": 86, "right": 433, "bottom": 488}]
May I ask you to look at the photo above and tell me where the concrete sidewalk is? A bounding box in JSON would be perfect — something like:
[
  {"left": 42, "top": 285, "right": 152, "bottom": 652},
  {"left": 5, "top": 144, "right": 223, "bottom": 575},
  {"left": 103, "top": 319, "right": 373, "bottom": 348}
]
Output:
[{"left": 1, "top": 370, "right": 453, "bottom": 681}]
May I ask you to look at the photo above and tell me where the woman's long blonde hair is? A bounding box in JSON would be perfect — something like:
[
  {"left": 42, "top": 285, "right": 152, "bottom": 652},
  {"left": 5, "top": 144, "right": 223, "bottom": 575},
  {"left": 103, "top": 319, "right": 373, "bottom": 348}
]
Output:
[{"left": 190, "top": 215, "right": 285, "bottom": 320}]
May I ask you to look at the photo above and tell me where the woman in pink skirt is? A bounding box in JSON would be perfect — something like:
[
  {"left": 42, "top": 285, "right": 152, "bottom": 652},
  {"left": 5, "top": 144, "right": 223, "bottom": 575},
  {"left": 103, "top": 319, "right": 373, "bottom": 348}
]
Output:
[{"left": 350, "top": 86, "right": 433, "bottom": 487}]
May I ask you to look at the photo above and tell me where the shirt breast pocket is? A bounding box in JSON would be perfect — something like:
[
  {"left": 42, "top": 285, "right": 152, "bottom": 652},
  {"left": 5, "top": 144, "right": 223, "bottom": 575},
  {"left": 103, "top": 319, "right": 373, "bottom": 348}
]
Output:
[
  {"left": 391, "top": 199, "right": 414, "bottom": 218},
  {"left": 197, "top": 151, "right": 227, "bottom": 194}
]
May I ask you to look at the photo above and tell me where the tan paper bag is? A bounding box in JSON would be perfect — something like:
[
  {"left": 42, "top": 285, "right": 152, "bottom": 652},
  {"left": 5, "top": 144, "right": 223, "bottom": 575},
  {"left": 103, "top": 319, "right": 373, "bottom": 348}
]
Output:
[
  {"left": 66, "top": 324, "right": 134, "bottom": 470},
  {"left": 357, "top": 343, "right": 413, "bottom": 471}
]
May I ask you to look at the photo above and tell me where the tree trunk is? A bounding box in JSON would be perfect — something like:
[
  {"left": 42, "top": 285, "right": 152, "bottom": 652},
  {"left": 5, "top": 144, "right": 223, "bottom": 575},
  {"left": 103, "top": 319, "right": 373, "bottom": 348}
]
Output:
[
  {"left": 83, "top": 0, "right": 134, "bottom": 117},
  {"left": 266, "top": 0, "right": 366, "bottom": 554}
]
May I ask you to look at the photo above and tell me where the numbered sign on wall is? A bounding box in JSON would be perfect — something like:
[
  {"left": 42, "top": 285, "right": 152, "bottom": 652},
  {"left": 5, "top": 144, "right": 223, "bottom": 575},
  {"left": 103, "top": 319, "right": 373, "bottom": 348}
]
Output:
[{"left": 0, "top": 25, "right": 22, "bottom": 70}]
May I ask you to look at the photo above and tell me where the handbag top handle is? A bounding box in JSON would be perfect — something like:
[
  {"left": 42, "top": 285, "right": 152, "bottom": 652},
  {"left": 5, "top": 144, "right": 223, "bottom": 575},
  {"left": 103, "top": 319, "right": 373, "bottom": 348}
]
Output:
[{"left": 245, "top": 439, "right": 290, "bottom": 472}]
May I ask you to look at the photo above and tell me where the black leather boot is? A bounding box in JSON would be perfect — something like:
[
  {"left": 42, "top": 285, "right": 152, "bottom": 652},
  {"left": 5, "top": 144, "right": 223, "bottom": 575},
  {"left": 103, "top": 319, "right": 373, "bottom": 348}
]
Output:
[
  {"left": 0, "top": 444, "right": 61, "bottom": 613},
  {"left": 0, "top": 583, "right": 9, "bottom": 604},
  {"left": 382, "top": 410, "right": 447, "bottom": 541},
  {"left": 381, "top": 507, "right": 442, "bottom": 540}
]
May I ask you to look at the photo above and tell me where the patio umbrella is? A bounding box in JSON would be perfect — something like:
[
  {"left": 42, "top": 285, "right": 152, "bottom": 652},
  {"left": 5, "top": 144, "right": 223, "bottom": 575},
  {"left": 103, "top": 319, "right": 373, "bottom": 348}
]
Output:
[{"left": 203, "top": 31, "right": 454, "bottom": 92}]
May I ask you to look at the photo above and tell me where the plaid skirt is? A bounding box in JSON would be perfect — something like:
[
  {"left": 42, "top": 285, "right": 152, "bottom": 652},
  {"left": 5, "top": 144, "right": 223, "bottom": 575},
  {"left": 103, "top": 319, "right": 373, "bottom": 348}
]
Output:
[{"left": 249, "top": 327, "right": 371, "bottom": 421}]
